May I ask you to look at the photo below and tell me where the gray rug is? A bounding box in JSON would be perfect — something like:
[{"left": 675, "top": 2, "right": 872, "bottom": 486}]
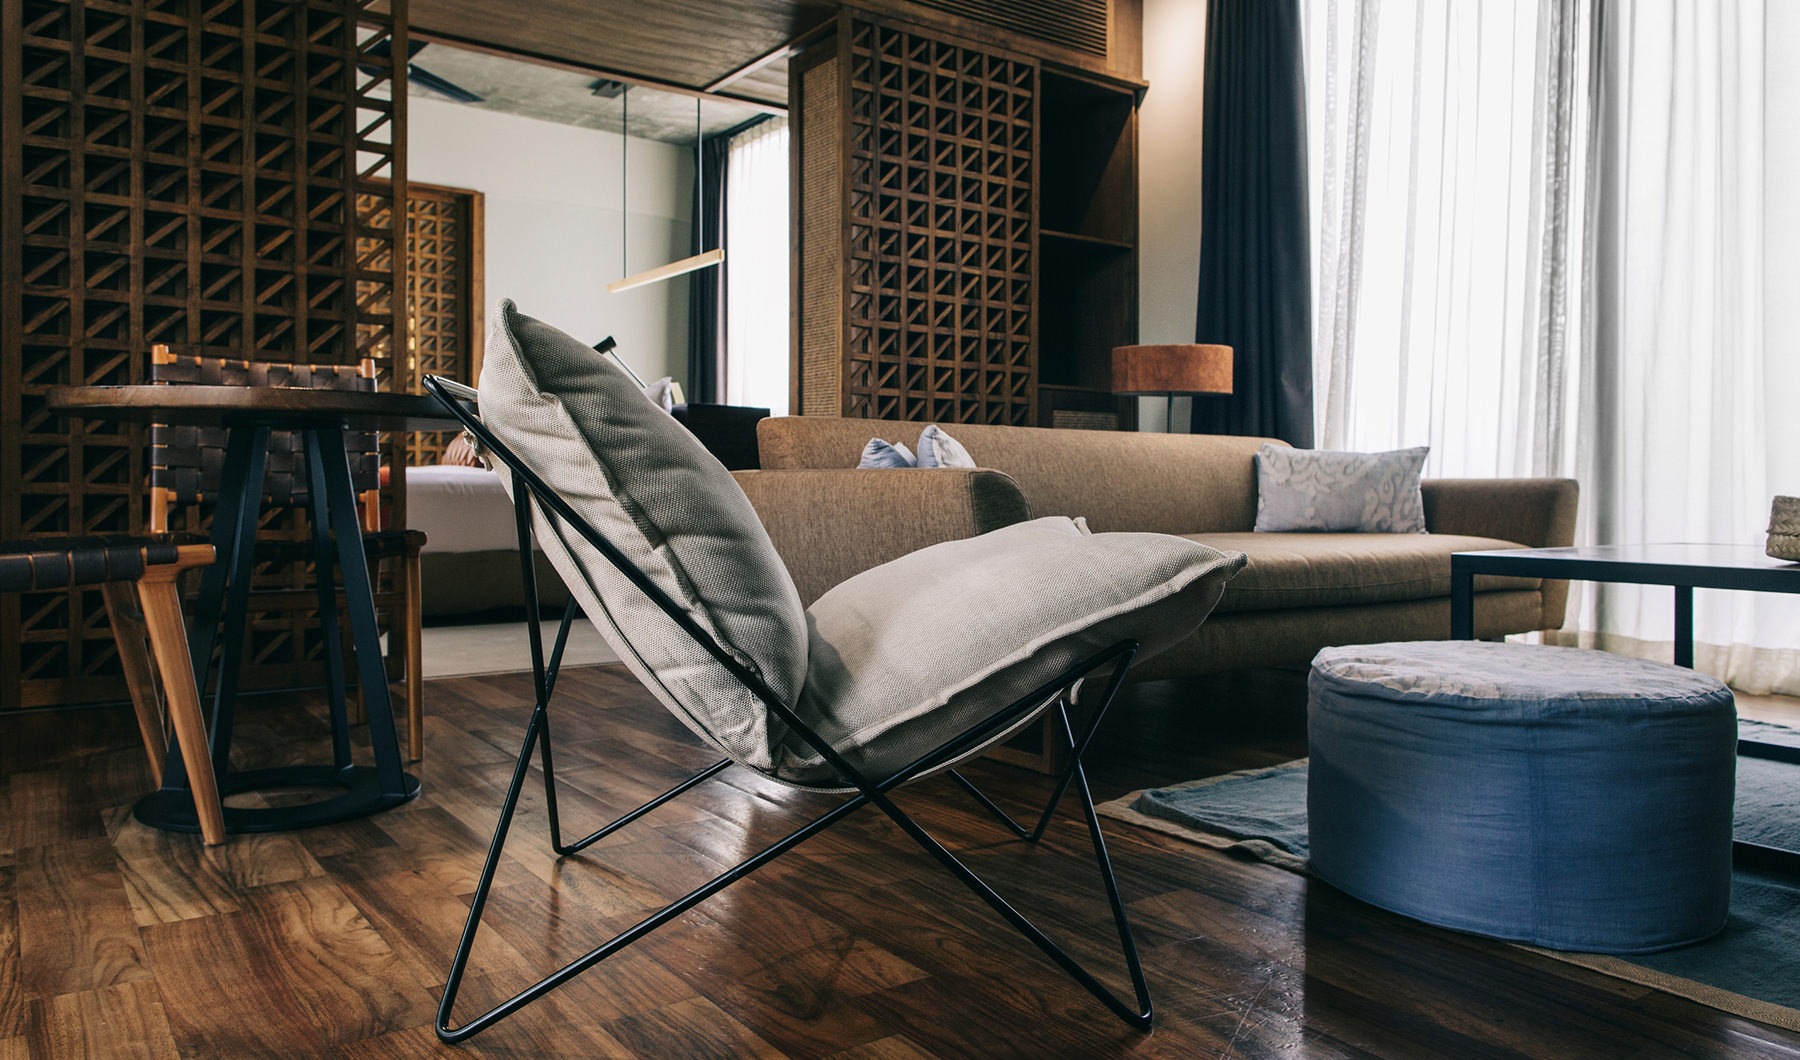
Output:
[{"left": 1098, "top": 719, "right": 1800, "bottom": 1031}]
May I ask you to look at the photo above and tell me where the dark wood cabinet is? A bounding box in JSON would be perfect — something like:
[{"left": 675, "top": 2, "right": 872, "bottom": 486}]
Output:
[{"left": 792, "top": 10, "right": 1139, "bottom": 430}]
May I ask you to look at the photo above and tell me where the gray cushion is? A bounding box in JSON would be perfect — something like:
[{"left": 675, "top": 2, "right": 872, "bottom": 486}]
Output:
[
  {"left": 781, "top": 517, "right": 1246, "bottom": 786},
  {"left": 857, "top": 437, "right": 916, "bottom": 468},
  {"left": 1255, "top": 444, "right": 1428, "bottom": 533},
  {"left": 1307, "top": 640, "right": 1737, "bottom": 953},
  {"left": 916, "top": 424, "right": 975, "bottom": 468},
  {"left": 477, "top": 301, "right": 808, "bottom": 772}
]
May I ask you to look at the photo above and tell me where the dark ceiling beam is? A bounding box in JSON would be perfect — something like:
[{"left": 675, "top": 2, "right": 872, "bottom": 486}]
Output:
[
  {"left": 703, "top": 21, "right": 835, "bottom": 93},
  {"left": 409, "top": 29, "right": 791, "bottom": 114}
]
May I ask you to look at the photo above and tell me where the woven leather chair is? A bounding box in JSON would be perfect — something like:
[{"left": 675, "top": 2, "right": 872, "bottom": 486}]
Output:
[
  {"left": 148, "top": 345, "right": 427, "bottom": 761},
  {"left": 0, "top": 536, "right": 224, "bottom": 844}
]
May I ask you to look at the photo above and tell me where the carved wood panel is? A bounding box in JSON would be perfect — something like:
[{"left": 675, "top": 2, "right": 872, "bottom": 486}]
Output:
[
  {"left": 797, "top": 15, "right": 1037, "bottom": 427},
  {"left": 1, "top": 0, "right": 407, "bottom": 709},
  {"left": 394, "top": 182, "right": 482, "bottom": 466}
]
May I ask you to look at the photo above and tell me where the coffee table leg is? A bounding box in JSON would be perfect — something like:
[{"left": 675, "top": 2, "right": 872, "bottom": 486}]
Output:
[
  {"left": 1450, "top": 566, "right": 1475, "bottom": 640},
  {"left": 1674, "top": 584, "right": 1694, "bottom": 668}
]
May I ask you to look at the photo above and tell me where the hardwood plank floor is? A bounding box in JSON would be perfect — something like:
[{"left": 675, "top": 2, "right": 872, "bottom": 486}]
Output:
[{"left": 2, "top": 665, "right": 1798, "bottom": 1058}]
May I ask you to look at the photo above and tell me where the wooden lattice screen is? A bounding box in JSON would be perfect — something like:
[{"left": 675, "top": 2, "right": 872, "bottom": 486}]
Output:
[
  {"left": 0, "top": 0, "right": 407, "bottom": 709},
  {"left": 797, "top": 15, "right": 1038, "bottom": 425},
  {"left": 395, "top": 181, "right": 482, "bottom": 466}
]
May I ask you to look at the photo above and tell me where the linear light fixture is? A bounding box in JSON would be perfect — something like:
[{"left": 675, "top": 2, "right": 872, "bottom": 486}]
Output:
[
  {"left": 610, "top": 86, "right": 725, "bottom": 295},
  {"left": 607, "top": 247, "right": 724, "bottom": 294}
]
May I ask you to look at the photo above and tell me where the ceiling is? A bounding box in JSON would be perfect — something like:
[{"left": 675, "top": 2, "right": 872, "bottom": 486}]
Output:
[
  {"left": 404, "top": 43, "right": 773, "bottom": 144},
  {"left": 405, "top": 0, "right": 839, "bottom": 109}
]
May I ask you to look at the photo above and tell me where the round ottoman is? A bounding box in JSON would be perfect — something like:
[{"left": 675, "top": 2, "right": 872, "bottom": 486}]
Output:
[{"left": 1307, "top": 640, "right": 1737, "bottom": 954}]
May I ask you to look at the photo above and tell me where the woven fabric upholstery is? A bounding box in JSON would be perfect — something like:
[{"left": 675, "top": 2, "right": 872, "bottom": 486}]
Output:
[
  {"left": 149, "top": 354, "right": 381, "bottom": 506},
  {"left": 784, "top": 518, "right": 1246, "bottom": 786},
  {"left": 0, "top": 536, "right": 179, "bottom": 592},
  {"left": 477, "top": 302, "right": 809, "bottom": 773}
]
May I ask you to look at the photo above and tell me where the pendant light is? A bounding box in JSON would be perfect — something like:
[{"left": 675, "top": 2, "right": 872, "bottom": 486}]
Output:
[{"left": 608, "top": 87, "right": 725, "bottom": 293}]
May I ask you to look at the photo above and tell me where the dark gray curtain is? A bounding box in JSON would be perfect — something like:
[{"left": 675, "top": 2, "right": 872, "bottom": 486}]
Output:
[
  {"left": 686, "top": 131, "right": 730, "bottom": 403},
  {"left": 1190, "top": 0, "right": 1315, "bottom": 447}
]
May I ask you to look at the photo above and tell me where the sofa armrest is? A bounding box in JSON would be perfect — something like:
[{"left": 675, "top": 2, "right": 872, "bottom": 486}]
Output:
[
  {"left": 732, "top": 468, "right": 1031, "bottom": 606},
  {"left": 1422, "top": 477, "right": 1580, "bottom": 629}
]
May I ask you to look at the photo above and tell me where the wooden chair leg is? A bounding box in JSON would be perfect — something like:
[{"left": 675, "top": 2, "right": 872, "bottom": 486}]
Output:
[
  {"left": 100, "top": 582, "right": 166, "bottom": 787},
  {"left": 404, "top": 546, "right": 424, "bottom": 763},
  {"left": 137, "top": 551, "right": 227, "bottom": 846}
]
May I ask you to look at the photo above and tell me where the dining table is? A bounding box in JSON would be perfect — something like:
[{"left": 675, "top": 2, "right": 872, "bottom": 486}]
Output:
[{"left": 48, "top": 383, "right": 460, "bottom": 835}]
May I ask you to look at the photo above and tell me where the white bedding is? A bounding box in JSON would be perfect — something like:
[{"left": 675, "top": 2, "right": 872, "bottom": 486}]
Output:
[{"left": 406, "top": 464, "right": 528, "bottom": 554}]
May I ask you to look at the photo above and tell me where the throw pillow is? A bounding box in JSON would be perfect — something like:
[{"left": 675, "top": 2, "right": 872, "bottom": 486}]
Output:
[
  {"left": 1254, "top": 443, "right": 1429, "bottom": 533},
  {"left": 441, "top": 432, "right": 484, "bottom": 467},
  {"left": 477, "top": 300, "right": 809, "bottom": 771},
  {"left": 781, "top": 517, "right": 1246, "bottom": 786},
  {"left": 858, "top": 438, "right": 917, "bottom": 469},
  {"left": 916, "top": 424, "right": 976, "bottom": 468},
  {"left": 642, "top": 376, "right": 679, "bottom": 413}
]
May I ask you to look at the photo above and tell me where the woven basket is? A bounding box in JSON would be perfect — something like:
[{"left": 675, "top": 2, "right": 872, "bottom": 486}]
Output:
[{"left": 1769, "top": 496, "right": 1800, "bottom": 561}]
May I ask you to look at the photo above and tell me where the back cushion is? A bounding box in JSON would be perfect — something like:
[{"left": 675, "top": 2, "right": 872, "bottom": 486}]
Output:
[
  {"left": 757, "top": 416, "right": 1279, "bottom": 534},
  {"left": 477, "top": 301, "right": 807, "bottom": 770}
]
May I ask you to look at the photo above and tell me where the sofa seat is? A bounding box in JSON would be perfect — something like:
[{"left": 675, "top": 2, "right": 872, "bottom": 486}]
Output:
[{"left": 1188, "top": 532, "right": 1541, "bottom": 615}]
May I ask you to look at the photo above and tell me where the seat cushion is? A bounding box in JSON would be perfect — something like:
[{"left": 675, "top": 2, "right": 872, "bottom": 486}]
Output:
[
  {"left": 1188, "top": 532, "right": 1539, "bottom": 613},
  {"left": 476, "top": 301, "right": 809, "bottom": 772},
  {"left": 782, "top": 517, "right": 1246, "bottom": 786}
]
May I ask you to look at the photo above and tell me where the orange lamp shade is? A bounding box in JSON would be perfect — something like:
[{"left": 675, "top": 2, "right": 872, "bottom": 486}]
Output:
[{"left": 1110, "top": 344, "right": 1234, "bottom": 396}]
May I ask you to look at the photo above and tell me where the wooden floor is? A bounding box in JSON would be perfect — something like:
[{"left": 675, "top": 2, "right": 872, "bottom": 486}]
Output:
[{"left": 3, "top": 666, "right": 1799, "bottom": 1059}]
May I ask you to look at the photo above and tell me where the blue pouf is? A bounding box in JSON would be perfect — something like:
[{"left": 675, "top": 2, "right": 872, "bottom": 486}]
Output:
[{"left": 1307, "top": 641, "right": 1737, "bottom": 954}]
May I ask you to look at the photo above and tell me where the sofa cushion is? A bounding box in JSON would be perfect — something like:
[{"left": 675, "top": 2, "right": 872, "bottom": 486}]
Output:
[
  {"left": 784, "top": 517, "right": 1246, "bottom": 786},
  {"left": 758, "top": 416, "right": 1278, "bottom": 535},
  {"left": 478, "top": 300, "right": 809, "bottom": 773},
  {"left": 916, "top": 424, "right": 975, "bottom": 468},
  {"left": 1254, "top": 444, "right": 1429, "bottom": 533},
  {"left": 1188, "top": 532, "right": 1539, "bottom": 614},
  {"left": 858, "top": 437, "right": 916, "bottom": 468}
]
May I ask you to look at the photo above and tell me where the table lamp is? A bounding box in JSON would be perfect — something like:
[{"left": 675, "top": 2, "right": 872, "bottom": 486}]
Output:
[{"left": 1111, "top": 343, "right": 1234, "bottom": 432}]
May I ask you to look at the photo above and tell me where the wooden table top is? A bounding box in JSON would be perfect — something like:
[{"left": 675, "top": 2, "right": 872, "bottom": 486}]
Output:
[{"left": 47, "top": 384, "right": 461, "bottom": 432}]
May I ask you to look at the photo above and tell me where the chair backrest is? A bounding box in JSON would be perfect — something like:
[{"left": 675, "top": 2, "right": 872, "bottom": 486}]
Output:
[{"left": 147, "top": 344, "right": 382, "bottom": 532}]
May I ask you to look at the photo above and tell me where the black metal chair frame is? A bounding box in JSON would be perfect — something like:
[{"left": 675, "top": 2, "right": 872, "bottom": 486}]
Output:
[{"left": 423, "top": 376, "right": 1154, "bottom": 1043}]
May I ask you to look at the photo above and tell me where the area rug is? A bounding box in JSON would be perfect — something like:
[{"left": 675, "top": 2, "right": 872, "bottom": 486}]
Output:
[{"left": 1097, "top": 719, "right": 1800, "bottom": 1031}]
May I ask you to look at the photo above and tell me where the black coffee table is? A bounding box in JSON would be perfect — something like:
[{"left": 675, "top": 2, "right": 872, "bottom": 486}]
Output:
[{"left": 1451, "top": 543, "right": 1800, "bottom": 870}]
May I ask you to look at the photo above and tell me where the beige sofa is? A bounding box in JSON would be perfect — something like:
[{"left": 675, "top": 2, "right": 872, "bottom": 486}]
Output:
[{"left": 732, "top": 417, "right": 1579, "bottom": 682}]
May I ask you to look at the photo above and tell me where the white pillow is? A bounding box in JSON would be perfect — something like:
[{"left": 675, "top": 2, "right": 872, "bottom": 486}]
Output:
[
  {"left": 778, "top": 517, "right": 1246, "bottom": 786},
  {"left": 916, "top": 424, "right": 975, "bottom": 468},
  {"left": 477, "top": 301, "right": 808, "bottom": 771}
]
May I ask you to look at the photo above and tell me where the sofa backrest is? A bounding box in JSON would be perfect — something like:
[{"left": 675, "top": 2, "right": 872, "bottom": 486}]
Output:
[{"left": 757, "top": 416, "right": 1282, "bottom": 534}]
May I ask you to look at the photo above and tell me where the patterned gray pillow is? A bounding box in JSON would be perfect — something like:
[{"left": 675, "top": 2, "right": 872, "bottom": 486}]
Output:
[
  {"left": 1254, "top": 443, "right": 1429, "bottom": 533},
  {"left": 477, "top": 301, "right": 808, "bottom": 772}
]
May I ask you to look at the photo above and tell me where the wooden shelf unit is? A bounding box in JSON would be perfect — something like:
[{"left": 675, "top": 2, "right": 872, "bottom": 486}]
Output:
[{"left": 793, "top": 12, "right": 1141, "bottom": 431}]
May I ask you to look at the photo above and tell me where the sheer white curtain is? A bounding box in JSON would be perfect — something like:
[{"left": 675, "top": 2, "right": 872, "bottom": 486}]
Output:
[
  {"left": 1303, "top": 0, "right": 1589, "bottom": 477},
  {"left": 723, "top": 117, "right": 790, "bottom": 415},
  {"left": 1575, "top": 0, "right": 1800, "bottom": 693},
  {"left": 1305, "top": 0, "right": 1800, "bottom": 693}
]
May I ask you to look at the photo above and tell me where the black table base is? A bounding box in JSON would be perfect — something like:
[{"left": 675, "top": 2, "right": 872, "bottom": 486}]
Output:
[
  {"left": 135, "top": 764, "right": 420, "bottom": 834},
  {"left": 1452, "top": 545, "right": 1800, "bottom": 876},
  {"left": 138, "top": 422, "right": 420, "bottom": 835}
]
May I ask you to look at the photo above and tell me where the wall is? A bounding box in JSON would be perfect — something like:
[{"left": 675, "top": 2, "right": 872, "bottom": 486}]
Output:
[
  {"left": 1134, "top": 0, "right": 1208, "bottom": 431},
  {"left": 408, "top": 97, "right": 694, "bottom": 386}
]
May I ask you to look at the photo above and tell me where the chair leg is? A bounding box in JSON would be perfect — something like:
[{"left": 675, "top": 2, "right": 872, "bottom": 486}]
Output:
[
  {"left": 437, "top": 646, "right": 1152, "bottom": 1042},
  {"left": 403, "top": 544, "right": 424, "bottom": 763},
  {"left": 135, "top": 553, "right": 227, "bottom": 846},
  {"left": 100, "top": 582, "right": 166, "bottom": 787}
]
